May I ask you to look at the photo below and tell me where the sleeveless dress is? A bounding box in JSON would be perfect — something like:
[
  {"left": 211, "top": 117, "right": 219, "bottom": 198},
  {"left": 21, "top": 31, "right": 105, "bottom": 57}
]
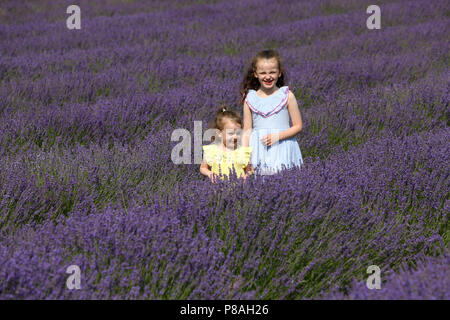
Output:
[
  {"left": 245, "top": 86, "right": 303, "bottom": 175},
  {"left": 202, "top": 143, "right": 252, "bottom": 180}
]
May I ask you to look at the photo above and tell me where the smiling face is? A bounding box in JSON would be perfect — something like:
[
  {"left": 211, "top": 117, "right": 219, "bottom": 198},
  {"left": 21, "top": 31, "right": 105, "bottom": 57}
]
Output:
[
  {"left": 218, "top": 118, "right": 242, "bottom": 150},
  {"left": 253, "top": 57, "right": 282, "bottom": 90}
]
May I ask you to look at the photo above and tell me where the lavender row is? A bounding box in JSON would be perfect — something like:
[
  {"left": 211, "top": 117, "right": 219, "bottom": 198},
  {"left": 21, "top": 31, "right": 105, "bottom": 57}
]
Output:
[
  {"left": 0, "top": 127, "right": 448, "bottom": 298},
  {"left": 0, "top": 204, "right": 241, "bottom": 299},
  {"left": 1, "top": 67, "right": 447, "bottom": 162},
  {"left": 1, "top": 39, "right": 446, "bottom": 126},
  {"left": 298, "top": 70, "right": 449, "bottom": 158},
  {"left": 0, "top": 0, "right": 402, "bottom": 42},
  {"left": 2, "top": 17, "right": 447, "bottom": 82},
  {"left": 1, "top": 0, "right": 444, "bottom": 58},
  {"left": 321, "top": 252, "right": 449, "bottom": 299},
  {"left": 1, "top": 0, "right": 447, "bottom": 299},
  {"left": 0, "top": 0, "right": 206, "bottom": 26}
]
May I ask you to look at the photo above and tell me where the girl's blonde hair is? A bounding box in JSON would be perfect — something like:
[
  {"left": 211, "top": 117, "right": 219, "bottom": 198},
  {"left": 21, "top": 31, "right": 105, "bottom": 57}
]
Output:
[
  {"left": 238, "top": 49, "right": 287, "bottom": 106},
  {"left": 208, "top": 105, "right": 242, "bottom": 142}
]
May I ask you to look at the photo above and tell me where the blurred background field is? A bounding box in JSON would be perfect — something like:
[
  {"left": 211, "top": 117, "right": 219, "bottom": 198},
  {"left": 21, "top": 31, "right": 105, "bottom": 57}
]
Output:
[{"left": 0, "top": 0, "right": 448, "bottom": 299}]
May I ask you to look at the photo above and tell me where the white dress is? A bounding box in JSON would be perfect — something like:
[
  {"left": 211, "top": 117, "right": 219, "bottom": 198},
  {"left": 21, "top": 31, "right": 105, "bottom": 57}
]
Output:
[{"left": 245, "top": 86, "right": 303, "bottom": 175}]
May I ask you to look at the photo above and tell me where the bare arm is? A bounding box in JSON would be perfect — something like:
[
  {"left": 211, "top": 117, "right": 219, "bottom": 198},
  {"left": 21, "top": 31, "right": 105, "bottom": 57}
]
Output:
[
  {"left": 242, "top": 100, "right": 253, "bottom": 147},
  {"left": 278, "top": 91, "right": 303, "bottom": 140},
  {"left": 200, "top": 158, "right": 213, "bottom": 177},
  {"left": 200, "top": 158, "right": 218, "bottom": 183},
  {"left": 242, "top": 100, "right": 256, "bottom": 174}
]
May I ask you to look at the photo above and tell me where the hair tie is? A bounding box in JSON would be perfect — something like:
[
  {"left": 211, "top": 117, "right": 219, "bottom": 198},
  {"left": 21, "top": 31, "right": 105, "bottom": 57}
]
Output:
[{"left": 222, "top": 107, "right": 226, "bottom": 113}]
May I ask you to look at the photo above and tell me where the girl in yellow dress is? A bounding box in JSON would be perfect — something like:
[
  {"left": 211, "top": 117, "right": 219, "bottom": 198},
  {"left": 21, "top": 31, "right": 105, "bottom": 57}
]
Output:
[{"left": 200, "top": 106, "right": 253, "bottom": 183}]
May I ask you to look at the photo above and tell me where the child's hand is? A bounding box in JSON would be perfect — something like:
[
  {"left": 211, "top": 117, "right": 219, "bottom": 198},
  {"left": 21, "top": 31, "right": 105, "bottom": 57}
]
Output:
[
  {"left": 261, "top": 133, "right": 280, "bottom": 146},
  {"left": 245, "top": 164, "right": 255, "bottom": 175},
  {"left": 207, "top": 172, "right": 219, "bottom": 183},
  {"left": 242, "top": 167, "right": 253, "bottom": 180}
]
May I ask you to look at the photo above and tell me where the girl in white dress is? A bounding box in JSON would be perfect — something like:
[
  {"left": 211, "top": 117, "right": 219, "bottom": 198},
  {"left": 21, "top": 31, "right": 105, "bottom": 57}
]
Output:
[{"left": 240, "top": 49, "right": 304, "bottom": 176}]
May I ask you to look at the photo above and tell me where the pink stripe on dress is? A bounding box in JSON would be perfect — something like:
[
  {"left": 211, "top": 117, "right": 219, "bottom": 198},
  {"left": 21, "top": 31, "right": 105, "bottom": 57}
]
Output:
[{"left": 245, "top": 86, "right": 289, "bottom": 118}]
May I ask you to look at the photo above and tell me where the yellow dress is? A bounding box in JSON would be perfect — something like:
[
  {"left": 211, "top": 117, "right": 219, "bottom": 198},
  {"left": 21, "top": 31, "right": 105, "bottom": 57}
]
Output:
[{"left": 202, "top": 144, "right": 252, "bottom": 179}]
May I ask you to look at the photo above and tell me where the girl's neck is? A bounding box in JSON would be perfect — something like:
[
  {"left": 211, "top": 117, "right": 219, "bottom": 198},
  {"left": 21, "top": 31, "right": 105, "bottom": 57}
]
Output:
[
  {"left": 258, "top": 85, "right": 279, "bottom": 97},
  {"left": 220, "top": 142, "right": 237, "bottom": 152}
]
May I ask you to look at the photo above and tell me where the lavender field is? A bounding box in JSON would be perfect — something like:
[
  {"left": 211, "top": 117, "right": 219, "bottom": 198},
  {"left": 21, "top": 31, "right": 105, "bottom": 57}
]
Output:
[{"left": 0, "top": 0, "right": 449, "bottom": 299}]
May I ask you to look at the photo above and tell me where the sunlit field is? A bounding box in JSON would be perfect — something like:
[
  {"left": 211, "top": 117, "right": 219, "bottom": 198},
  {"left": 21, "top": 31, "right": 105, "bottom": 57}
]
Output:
[{"left": 0, "top": 0, "right": 448, "bottom": 299}]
